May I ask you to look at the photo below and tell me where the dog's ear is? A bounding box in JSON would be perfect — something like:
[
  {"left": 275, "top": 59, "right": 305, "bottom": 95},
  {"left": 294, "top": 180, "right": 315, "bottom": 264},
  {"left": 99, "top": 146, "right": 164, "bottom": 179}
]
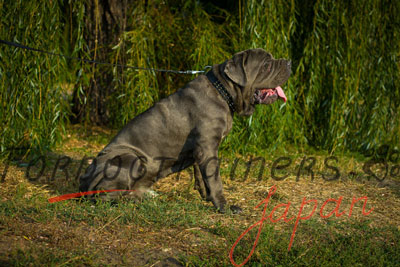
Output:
[
  {"left": 224, "top": 49, "right": 271, "bottom": 87},
  {"left": 224, "top": 51, "right": 248, "bottom": 87}
]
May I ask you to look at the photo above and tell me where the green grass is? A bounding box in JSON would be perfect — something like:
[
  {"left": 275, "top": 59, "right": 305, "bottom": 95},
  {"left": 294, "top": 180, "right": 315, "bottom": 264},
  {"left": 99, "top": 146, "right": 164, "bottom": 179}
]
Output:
[
  {"left": 1, "top": 184, "right": 399, "bottom": 266},
  {"left": 1, "top": 131, "right": 399, "bottom": 266}
]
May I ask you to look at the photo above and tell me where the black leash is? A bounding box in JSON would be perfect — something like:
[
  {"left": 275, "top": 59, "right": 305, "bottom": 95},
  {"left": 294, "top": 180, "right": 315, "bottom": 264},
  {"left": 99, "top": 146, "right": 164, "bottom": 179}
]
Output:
[{"left": 0, "top": 39, "right": 210, "bottom": 75}]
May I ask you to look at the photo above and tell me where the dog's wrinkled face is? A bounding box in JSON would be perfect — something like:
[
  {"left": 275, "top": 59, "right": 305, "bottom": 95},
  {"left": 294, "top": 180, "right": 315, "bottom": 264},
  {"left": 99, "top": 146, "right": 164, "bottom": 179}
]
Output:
[
  {"left": 252, "top": 54, "right": 291, "bottom": 105},
  {"left": 223, "top": 48, "right": 291, "bottom": 113}
]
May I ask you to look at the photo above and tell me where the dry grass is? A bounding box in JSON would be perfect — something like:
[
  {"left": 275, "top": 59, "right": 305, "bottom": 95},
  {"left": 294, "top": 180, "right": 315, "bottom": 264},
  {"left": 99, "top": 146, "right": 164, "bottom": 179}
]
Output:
[{"left": 0, "top": 125, "right": 399, "bottom": 266}]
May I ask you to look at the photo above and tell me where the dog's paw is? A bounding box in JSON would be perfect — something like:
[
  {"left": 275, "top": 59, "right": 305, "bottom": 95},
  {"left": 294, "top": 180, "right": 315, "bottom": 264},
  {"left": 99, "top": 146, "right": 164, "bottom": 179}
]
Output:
[
  {"left": 144, "top": 190, "right": 159, "bottom": 198},
  {"left": 217, "top": 206, "right": 226, "bottom": 214},
  {"left": 229, "top": 205, "right": 242, "bottom": 214}
]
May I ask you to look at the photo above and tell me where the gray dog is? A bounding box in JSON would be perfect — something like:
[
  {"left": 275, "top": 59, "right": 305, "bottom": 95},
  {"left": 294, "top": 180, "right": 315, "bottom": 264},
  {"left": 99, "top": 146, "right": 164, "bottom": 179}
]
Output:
[{"left": 79, "top": 48, "right": 291, "bottom": 213}]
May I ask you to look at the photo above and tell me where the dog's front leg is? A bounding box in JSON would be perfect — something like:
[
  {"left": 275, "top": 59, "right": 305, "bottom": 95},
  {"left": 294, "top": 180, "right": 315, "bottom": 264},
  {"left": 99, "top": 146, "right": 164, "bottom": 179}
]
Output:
[
  {"left": 193, "top": 163, "right": 208, "bottom": 199},
  {"left": 194, "top": 147, "right": 227, "bottom": 212}
]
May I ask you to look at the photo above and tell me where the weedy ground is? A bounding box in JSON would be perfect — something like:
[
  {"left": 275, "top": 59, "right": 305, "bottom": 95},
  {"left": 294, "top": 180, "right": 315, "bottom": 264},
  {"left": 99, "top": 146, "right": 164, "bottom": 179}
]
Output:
[{"left": 0, "top": 125, "right": 399, "bottom": 266}]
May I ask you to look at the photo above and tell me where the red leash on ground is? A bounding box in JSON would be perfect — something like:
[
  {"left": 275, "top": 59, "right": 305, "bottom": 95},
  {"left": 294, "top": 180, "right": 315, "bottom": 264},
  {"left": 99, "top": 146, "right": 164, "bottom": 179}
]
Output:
[{"left": 48, "top": 190, "right": 136, "bottom": 203}]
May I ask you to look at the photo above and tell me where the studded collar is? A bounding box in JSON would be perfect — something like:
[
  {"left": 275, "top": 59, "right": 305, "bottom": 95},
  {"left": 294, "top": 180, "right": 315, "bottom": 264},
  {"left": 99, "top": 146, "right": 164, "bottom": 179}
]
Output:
[{"left": 206, "top": 71, "right": 236, "bottom": 113}]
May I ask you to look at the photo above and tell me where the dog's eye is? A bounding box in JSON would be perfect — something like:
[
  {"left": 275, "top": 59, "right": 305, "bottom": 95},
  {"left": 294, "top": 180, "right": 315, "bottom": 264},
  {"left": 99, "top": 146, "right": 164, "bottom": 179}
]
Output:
[{"left": 264, "top": 63, "right": 272, "bottom": 73}]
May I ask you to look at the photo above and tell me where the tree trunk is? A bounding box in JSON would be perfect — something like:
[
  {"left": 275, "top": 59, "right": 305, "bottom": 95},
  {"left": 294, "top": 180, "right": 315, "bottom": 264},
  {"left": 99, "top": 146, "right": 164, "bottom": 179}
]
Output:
[{"left": 71, "top": 0, "right": 129, "bottom": 125}]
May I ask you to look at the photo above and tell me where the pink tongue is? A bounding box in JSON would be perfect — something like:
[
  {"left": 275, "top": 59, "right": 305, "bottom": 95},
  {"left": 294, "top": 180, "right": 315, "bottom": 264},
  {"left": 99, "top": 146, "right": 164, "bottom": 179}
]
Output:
[{"left": 275, "top": 86, "right": 287, "bottom": 102}]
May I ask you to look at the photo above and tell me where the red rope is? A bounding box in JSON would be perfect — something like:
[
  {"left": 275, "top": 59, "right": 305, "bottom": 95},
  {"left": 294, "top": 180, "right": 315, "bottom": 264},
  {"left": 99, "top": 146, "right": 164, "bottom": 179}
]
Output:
[{"left": 48, "top": 190, "right": 136, "bottom": 203}]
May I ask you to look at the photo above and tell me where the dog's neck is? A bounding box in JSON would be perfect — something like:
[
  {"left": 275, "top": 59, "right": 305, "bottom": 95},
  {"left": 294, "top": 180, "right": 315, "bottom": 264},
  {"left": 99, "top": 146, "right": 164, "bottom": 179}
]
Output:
[
  {"left": 211, "top": 63, "right": 242, "bottom": 111},
  {"left": 206, "top": 69, "right": 236, "bottom": 113},
  {"left": 213, "top": 63, "right": 256, "bottom": 116}
]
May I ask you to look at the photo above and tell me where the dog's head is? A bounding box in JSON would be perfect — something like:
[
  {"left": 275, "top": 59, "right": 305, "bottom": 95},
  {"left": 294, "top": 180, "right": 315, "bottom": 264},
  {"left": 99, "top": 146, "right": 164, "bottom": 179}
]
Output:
[{"left": 223, "top": 48, "right": 291, "bottom": 116}]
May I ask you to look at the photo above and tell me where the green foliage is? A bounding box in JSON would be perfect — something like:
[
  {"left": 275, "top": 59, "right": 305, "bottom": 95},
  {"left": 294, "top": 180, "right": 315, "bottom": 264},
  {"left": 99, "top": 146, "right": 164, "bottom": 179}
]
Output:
[
  {"left": 223, "top": 0, "right": 305, "bottom": 155},
  {"left": 295, "top": 0, "right": 400, "bottom": 153},
  {"left": 228, "top": 0, "right": 400, "bottom": 155},
  {"left": 0, "top": 0, "right": 399, "bottom": 157},
  {"left": 109, "top": 1, "right": 232, "bottom": 128},
  {"left": 0, "top": 1, "right": 85, "bottom": 158}
]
